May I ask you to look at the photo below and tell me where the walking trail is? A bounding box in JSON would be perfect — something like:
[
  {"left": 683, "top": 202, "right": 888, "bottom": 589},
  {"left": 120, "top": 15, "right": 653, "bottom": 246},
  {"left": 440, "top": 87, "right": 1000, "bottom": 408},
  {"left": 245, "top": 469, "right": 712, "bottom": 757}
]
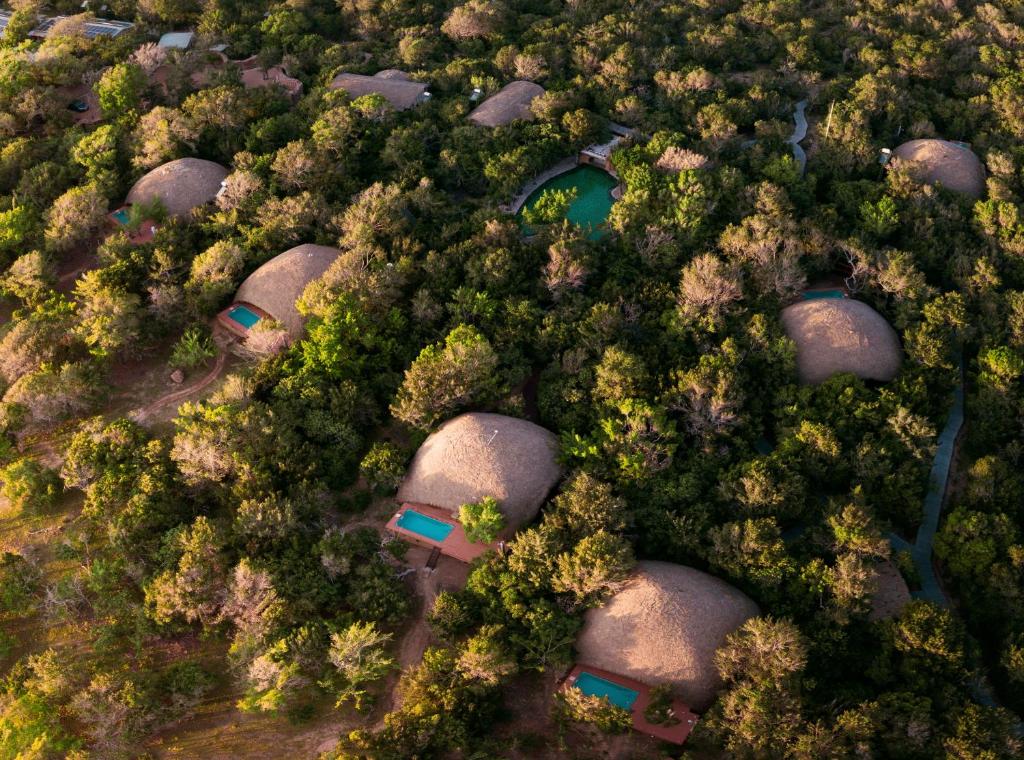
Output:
[{"left": 133, "top": 351, "right": 227, "bottom": 423}]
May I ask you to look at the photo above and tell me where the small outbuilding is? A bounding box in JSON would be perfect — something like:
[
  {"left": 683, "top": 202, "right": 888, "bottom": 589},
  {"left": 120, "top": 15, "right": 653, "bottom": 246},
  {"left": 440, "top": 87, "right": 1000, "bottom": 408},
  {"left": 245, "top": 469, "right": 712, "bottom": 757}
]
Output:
[
  {"left": 781, "top": 298, "right": 903, "bottom": 385},
  {"left": 125, "top": 158, "right": 229, "bottom": 219},
  {"left": 220, "top": 244, "right": 341, "bottom": 340},
  {"left": 574, "top": 561, "right": 760, "bottom": 715},
  {"left": 468, "top": 81, "right": 545, "bottom": 127},
  {"left": 158, "top": 31, "right": 195, "bottom": 50},
  {"left": 328, "top": 71, "right": 430, "bottom": 110},
  {"left": 892, "top": 139, "right": 986, "bottom": 199},
  {"left": 396, "top": 412, "right": 561, "bottom": 538}
]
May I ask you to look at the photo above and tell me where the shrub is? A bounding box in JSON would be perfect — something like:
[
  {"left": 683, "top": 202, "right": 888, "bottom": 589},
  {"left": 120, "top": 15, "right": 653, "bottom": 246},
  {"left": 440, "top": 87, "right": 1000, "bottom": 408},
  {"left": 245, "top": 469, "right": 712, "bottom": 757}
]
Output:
[
  {"left": 358, "top": 442, "right": 405, "bottom": 493},
  {"left": 0, "top": 458, "right": 61, "bottom": 515},
  {"left": 169, "top": 326, "right": 218, "bottom": 371},
  {"left": 555, "top": 685, "right": 632, "bottom": 734},
  {"left": 458, "top": 496, "right": 505, "bottom": 544}
]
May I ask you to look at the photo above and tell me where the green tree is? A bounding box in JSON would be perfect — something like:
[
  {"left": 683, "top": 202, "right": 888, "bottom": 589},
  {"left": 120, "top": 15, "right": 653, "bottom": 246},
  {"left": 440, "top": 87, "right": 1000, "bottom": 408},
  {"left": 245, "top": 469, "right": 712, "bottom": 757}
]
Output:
[
  {"left": 95, "top": 63, "right": 146, "bottom": 121},
  {"left": 390, "top": 325, "right": 502, "bottom": 430},
  {"left": 0, "top": 458, "right": 61, "bottom": 515},
  {"left": 458, "top": 496, "right": 505, "bottom": 544},
  {"left": 327, "top": 621, "right": 394, "bottom": 710}
]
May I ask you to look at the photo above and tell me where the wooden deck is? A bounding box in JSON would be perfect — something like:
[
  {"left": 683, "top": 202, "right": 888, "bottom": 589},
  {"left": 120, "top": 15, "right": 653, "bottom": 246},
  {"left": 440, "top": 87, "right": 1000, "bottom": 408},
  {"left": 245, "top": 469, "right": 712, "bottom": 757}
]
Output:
[
  {"left": 385, "top": 502, "right": 497, "bottom": 564},
  {"left": 561, "top": 664, "right": 698, "bottom": 745}
]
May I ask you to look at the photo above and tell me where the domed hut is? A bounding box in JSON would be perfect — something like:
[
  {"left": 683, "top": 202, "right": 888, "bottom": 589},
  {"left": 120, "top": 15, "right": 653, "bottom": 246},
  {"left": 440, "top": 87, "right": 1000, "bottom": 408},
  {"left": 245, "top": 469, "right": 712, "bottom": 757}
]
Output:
[
  {"left": 574, "top": 561, "right": 759, "bottom": 715},
  {"left": 125, "top": 158, "right": 228, "bottom": 218},
  {"left": 328, "top": 70, "right": 430, "bottom": 110},
  {"left": 868, "top": 559, "right": 912, "bottom": 622},
  {"left": 781, "top": 299, "right": 902, "bottom": 385},
  {"left": 468, "top": 81, "right": 545, "bottom": 127},
  {"left": 219, "top": 244, "right": 341, "bottom": 341},
  {"left": 397, "top": 412, "right": 561, "bottom": 537},
  {"left": 892, "top": 139, "right": 986, "bottom": 199}
]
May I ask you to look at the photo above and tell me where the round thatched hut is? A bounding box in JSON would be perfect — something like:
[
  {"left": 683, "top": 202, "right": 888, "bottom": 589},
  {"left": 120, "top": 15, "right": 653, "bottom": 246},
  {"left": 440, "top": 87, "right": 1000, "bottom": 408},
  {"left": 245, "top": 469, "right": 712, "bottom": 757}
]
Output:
[
  {"left": 781, "top": 299, "right": 902, "bottom": 385},
  {"left": 892, "top": 139, "right": 986, "bottom": 199},
  {"left": 575, "top": 561, "right": 759, "bottom": 711},
  {"left": 868, "top": 559, "right": 912, "bottom": 622},
  {"left": 232, "top": 244, "right": 341, "bottom": 339},
  {"left": 397, "top": 412, "right": 561, "bottom": 536},
  {"left": 468, "top": 81, "right": 546, "bottom": 127},
  {"left": 125, "top": 158, "right": 229, "bottom": 218}
]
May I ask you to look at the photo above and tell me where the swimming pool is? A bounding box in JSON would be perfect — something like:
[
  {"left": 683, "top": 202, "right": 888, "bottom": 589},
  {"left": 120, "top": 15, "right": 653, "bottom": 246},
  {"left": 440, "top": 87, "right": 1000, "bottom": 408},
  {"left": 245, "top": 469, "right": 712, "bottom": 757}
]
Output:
[
  {"left": 803, "top": 289, "right": 845, "bottom": 300},
  {"left": 111, "top": 208, "right": 130, "bottom": 225},
  {"left": 396, "top": 509, "right": 455, "bottom": 543},
  {"left": 520, "top": 165, "right": 617, "bottom": 240},
  {"left": 573, "top": 671, "right": 639, "bottom": 710},
  {"left": 227, "top": 305, "right": 261, "bottom": 329}
]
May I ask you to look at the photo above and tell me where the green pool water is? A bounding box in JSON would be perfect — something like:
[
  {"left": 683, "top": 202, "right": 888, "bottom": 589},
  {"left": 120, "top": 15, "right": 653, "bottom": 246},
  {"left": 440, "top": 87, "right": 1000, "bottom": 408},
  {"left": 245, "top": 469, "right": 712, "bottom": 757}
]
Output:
[
  {"left": 803, "top": 289, "right": 845, "bottom": 300},
  {"left": 573, "top": 671, "right": 639, "bottom": 710},
  {"left": 520, "top": 165, "right": 617, "bottom": 240},
  {"left": 227, "top": 305, "right": 261, "bottom": 329},
  {"left": 111, "top": 208, "right": 130, "bottom": 225},
  {"left": 396, "top": 510, "right": 455, "bottom": 542}
]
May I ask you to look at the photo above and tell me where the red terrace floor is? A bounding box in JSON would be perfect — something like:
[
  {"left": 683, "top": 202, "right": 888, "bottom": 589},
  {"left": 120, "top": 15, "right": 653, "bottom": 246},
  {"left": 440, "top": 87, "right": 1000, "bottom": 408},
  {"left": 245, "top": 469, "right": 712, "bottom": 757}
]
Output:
[
  {"left": 215, "top": 302, "right": 275, "bottom": 340},
  {"left": 107, "top": 209, "right": 157, "bottom": 245},
  {"left": 561, "top": 664, "right": 698, "bottom": 745},
  {"left": 385, "top": 503, "right": 498, "bottom": 564}
]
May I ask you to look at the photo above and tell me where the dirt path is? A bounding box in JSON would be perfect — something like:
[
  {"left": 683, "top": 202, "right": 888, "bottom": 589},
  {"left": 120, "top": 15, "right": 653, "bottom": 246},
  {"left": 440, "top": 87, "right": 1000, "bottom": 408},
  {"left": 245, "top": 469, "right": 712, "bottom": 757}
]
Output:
[{"left": 133, "top": 351, "right": 227, "bottom": 423}]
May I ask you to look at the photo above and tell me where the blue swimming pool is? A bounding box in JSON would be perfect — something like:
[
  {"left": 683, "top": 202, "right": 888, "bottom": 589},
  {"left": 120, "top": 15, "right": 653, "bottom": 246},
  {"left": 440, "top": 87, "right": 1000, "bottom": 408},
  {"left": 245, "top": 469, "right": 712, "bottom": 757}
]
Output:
[
  {"left": 397, "top": 510, "right": 454, "bottom": 542},
  {"left": 803, "top": 289, "right": 845, "bottom": 300},
  {"left": 227, "top": 305, "right": 261, "bottom": 329},
  {"left": 573, "top": 671, "right": 639, "bottom": 710},
  {"left": 111, "top": 208, "right": 130, "bottom": 225}
]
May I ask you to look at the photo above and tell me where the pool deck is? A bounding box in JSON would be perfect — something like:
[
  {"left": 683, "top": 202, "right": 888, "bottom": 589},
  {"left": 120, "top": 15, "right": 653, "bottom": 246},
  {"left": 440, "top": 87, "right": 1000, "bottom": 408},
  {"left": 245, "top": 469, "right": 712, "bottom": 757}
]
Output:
[
  {"left": 561, "top": 664, "right": 698, "bottom": 745},
  {"left": 501, "top": 156, "right": 579, "bottom": 215},
  {"left": 215, "top": 301, "right": 275, "bottom": 339},
  {"left": 107, "top": 207, "right": 158, "bottom": 245},
  {"left": 385, "top": 502, "right": 497, "bottom": 564}
]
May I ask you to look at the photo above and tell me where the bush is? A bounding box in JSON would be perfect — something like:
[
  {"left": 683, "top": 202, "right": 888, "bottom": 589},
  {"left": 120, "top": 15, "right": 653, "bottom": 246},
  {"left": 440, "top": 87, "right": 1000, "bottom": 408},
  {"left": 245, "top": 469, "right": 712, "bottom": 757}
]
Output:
[
  {"left": 555, "top": 686, "right": 632, "bottom": 734},
  {"left": 358, "top": 442, "right": 405, "bottom": 493},
  {"left": 169, "top": 326, "right": 218, "bottom": 371},
  {"left": 457, "top": 496, "right": 505, "bottom": 544},
  {"left": 0, "top": 458, "right": 61, "bottom": 515}
]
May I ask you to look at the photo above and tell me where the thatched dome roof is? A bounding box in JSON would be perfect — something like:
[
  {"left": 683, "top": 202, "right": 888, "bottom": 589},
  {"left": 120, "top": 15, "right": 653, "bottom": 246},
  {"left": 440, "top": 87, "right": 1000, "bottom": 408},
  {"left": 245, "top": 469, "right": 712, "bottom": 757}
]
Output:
[
  {"left": 781, "top": 299, "right": 902, "bottom": 385},
  {"left": 468, "top": 81, "right": 545, "bottom": 127},
  {"left": 576, "top": 561, "right": 759, "bottom": 711},
  {"left": 868, "top": 560, "right": 912, "bottom": 622},
  {"left": 375, "top": 69, "right": 412, "bottom": 81},
  {"left": 126, "top": 158, "right": 228, "bottom": 218},
  {"left": 397, "top": 412, "right": 561, "bottom": 535},
  {"left": 892, "top": 139, "right": 986, "bottom": 199},
  {"left": 233, "top": 244, "right": 341, "bottom": 339},
  {"left": 328, "top": 72, "right": 428, "bottom": 110}
]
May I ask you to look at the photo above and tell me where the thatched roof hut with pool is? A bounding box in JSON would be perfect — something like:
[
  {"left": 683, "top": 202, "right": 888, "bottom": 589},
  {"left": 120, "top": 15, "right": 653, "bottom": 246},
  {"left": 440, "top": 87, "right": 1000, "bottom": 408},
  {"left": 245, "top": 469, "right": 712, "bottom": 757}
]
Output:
[
  {"left": 218, "top": 244, "right": 341, "bottom": 342},
  {"left": 563, "top": 561, "right": 760, "bottom": 743},
  {"left": 125, "top": 158, "right": 228, "bottom": 218},
  {"left": 892, "top": 139, "right": 986, "bottom": 199},
  {"left": 781, "top": 298, "right": 903, "bottom": 385},
  {"left": 388, "top": 412, "right": 562, "bottom": 562}
]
